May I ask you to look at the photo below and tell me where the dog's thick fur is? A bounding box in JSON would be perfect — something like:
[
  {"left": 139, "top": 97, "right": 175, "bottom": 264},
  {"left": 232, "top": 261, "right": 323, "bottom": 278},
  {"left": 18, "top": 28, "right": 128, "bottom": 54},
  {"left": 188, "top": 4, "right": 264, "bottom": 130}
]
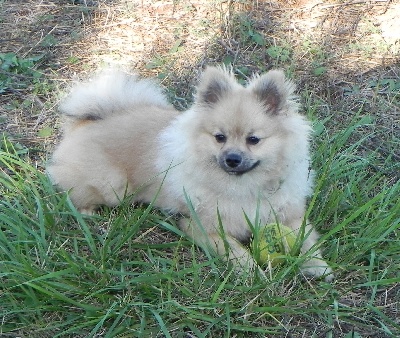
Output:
[{"left": 48, "top": 67, "right": 333, "bottom": 281}]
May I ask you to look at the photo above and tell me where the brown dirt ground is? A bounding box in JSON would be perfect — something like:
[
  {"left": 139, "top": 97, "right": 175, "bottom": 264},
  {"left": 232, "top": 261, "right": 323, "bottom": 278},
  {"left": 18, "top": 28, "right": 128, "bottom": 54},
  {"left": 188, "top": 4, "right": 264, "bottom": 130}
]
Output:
[{"left": 1, "top": 1, "right": 399, "bottom": 150}]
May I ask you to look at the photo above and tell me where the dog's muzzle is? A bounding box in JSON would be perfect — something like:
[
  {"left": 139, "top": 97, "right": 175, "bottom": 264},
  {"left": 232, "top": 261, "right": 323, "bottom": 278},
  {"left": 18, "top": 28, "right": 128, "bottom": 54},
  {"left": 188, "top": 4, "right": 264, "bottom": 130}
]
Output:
[{"left": 218, "top": 151, "right": 259, "bottom": 175}]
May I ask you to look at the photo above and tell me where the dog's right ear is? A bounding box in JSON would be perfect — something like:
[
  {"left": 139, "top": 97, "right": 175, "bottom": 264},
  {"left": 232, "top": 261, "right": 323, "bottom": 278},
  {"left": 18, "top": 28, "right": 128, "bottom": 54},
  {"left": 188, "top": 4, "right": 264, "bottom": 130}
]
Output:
[{"left": 196, "top": 66, "right": 234, "bottom": 105}]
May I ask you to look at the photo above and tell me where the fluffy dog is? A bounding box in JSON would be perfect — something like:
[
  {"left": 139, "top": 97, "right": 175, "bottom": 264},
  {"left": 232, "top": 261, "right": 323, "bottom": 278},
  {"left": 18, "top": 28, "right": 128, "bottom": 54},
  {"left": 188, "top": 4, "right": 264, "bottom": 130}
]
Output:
[{"left": 48, "top": 66, "right": 333, "bottom": 281}]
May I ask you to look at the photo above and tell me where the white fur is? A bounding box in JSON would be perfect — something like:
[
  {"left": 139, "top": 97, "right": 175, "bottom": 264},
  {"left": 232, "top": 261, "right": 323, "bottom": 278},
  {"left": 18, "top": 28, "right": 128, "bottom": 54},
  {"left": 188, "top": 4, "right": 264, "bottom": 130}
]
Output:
[
  {"left": 60, "top": 69, "right": 170, "bottom": 119},
  {"left": 156, "top": 107, "right": 313, "bottom": 240}
]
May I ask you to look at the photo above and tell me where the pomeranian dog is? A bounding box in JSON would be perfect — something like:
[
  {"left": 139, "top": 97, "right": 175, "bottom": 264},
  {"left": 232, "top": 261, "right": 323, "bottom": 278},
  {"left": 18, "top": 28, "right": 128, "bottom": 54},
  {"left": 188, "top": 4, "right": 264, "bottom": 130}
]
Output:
[{"left": 48, "top": 66, "right": 333, "bottom": 281}]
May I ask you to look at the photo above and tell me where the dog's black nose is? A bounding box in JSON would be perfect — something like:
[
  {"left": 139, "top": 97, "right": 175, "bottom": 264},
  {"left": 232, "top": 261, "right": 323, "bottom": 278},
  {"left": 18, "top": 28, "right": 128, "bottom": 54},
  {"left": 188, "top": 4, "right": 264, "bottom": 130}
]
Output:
[{"left": 225, "top": 153, "right": 242, "bottom": 168}]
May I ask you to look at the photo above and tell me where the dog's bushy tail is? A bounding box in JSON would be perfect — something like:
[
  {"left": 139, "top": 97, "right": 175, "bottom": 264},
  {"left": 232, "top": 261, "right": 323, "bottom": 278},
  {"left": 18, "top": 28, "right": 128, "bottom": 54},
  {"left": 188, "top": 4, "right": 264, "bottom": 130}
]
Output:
[{"left": 59, "top": 69, "right": 171, "bottom": 121}]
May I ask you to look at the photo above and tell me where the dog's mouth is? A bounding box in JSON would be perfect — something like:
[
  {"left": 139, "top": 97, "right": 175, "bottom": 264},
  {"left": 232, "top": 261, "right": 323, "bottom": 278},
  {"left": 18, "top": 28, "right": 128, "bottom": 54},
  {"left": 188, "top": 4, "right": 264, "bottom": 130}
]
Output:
[
  {"left": 217, "top": 151, "right": 260, "bottom": 175},
  {"left": 224, "top": 160, "right": 260, "bottom": 175}
]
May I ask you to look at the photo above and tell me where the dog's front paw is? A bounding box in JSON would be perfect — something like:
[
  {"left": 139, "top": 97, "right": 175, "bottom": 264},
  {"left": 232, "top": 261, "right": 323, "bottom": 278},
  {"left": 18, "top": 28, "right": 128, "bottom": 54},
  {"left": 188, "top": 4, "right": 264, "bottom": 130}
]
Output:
[
  {"left": 227, "top": 244, "right": 269, "bottom": 281},
  {"left": 79, "top": 207, "right": 96, "bottom": 215},
  {"left": 301, "top": 258, "right": 334, "bottom": 282}
]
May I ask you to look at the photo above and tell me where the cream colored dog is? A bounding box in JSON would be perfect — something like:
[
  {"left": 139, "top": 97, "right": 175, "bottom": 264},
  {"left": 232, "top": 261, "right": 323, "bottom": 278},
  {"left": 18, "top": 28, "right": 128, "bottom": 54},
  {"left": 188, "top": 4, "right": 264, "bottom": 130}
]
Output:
[{"left": 48, "top": 67, "right": 333, "bottom": 281}]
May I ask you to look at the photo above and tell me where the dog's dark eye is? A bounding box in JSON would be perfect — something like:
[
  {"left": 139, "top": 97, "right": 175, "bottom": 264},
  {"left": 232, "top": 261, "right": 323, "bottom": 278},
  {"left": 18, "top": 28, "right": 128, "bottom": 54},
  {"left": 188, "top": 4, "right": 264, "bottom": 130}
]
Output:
[
  {"left": 247, "top": 136, "right": 260, "bottom": 145},
  {"left": 215, "top": 134, "right": 227, "bottom": 143}
]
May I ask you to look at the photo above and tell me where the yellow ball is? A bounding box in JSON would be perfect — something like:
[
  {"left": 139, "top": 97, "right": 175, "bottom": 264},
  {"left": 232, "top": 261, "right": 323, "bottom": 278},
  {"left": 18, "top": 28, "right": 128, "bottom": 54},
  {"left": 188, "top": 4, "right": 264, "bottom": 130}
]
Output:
[{"left": 251, "top": 223, "right": 298, "bottom": 266}]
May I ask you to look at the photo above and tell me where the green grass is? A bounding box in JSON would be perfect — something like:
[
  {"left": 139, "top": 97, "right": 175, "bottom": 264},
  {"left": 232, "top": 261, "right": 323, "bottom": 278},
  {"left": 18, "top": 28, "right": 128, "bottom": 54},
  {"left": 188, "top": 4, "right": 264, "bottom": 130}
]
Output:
[
  {"left": 0, "top": 52, "right": 44, "bottom": 94},
  {"left": 1, "top": 112, "right": 399, "bottom": 337}
]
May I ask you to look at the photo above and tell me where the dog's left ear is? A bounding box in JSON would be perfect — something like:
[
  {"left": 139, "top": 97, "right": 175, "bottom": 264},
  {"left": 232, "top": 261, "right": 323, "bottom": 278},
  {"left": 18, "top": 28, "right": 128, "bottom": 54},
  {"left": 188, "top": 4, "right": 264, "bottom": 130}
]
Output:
[{"left": 249, "top": 70, "right": 295, "bottom": 115}]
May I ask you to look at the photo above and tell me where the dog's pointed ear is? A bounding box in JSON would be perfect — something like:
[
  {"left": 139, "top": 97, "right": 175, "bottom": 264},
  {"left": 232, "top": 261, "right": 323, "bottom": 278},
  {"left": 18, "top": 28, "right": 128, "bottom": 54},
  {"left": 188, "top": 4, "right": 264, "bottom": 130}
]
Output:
[
  {"left": 196, "top": 66, "right": 234, "bottom": 105},
  {"left": 249, "top": 70, "right": 295, "bottom": 115}
]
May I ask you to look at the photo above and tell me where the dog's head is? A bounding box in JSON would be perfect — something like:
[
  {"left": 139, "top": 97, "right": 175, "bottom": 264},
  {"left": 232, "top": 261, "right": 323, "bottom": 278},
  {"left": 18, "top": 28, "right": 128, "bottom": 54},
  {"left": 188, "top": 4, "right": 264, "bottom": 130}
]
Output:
[{"left": 189, "top": 66, "right": 307, "bottom": 178}]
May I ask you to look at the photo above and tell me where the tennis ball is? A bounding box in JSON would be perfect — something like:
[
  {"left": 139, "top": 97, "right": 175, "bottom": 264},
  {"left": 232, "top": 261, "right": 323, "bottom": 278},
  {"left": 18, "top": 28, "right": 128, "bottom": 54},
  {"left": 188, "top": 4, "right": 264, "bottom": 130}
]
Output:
[{"left": 251, "top": 223, "right": 298, "bottom": 266}]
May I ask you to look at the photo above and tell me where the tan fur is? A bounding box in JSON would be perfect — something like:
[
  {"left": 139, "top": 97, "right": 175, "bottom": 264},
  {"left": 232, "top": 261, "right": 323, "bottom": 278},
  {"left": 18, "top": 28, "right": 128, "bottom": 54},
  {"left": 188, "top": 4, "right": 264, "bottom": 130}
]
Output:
[
  {"left": 48, "top": 67, "right": 333, "bottom": 281},
  {"left": 49, "top": 106, "right": 180, "bottom": 211}
]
